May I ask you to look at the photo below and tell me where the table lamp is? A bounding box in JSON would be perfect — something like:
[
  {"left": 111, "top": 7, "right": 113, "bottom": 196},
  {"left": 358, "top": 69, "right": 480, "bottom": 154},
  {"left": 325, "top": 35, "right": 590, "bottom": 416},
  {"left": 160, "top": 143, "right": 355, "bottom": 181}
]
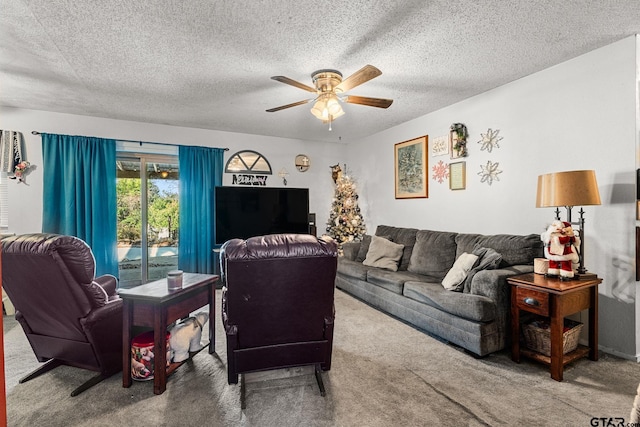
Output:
[{"left": 536, "top": 170, "right": 601, "bottom": 279}]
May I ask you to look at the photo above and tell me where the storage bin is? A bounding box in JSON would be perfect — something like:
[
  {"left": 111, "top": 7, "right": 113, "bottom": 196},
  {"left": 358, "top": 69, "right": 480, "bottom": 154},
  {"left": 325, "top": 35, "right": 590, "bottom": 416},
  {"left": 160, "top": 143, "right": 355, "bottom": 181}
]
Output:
[
  {"left": 131, "top": 330, "right": 171, "bottom": 381},
  {"left": 523, "top": 318, "right": 583, "bottom": 356}
]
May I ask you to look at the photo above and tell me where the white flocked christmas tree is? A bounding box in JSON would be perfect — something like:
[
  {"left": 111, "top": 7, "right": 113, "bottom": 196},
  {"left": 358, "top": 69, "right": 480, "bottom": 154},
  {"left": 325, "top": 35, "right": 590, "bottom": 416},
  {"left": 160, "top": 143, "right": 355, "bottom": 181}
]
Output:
[{"left": 326, "top": 168, "right": 366, "bottom": 254}]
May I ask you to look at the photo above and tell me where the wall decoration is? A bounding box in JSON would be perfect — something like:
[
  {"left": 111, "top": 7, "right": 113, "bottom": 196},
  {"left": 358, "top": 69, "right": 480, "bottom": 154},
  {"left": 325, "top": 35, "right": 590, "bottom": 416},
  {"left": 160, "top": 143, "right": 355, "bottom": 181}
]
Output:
[
  {"left": 1, "top": 130, "right": 31, "bottom": 183},
  {"left": 449, "top": 123, "right": 468, "bottom": 159},
  {"left": 431, "top": 160, "right": 449, "bottom": 184},
  {"left": 231, "top": 174, "right": 268, "bottom": 186},
  {"left": 295, "top": 154, "right": 310, "bottom": 172},
  {"left": 478, "top": 160, "right": 502, "bottom": 185},
  {"left": 431, "top": 135, "right": 449, "bottom": 157},
  {"left": 478, "top": 128, "right": 503, "bottom": 152},
  {"left": 395, "top": 135, "right": 428, "bottom": 199},
  {"left": 225, "top": 150, "right": 272, "bottom": 174},
  {"left": 449, "top": 161, "right": 466, "bottom": 190},
  {"left": 278, "top": 168, "right": 289, "bottom": 185}
]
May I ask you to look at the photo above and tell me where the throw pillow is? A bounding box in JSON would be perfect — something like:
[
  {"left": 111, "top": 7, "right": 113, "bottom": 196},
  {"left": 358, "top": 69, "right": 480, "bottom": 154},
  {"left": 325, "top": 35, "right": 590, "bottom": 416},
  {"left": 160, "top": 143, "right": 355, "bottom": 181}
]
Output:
[
  {"left": 355, "top": 234, "right": 393, "bottom": 263},
  {"left": 462, "top": 246, "right": 503, "bottom": 293},
  {"left": 362, "top": 235, "right": 405, "bottom": 272},
  {"left": 441, "top": 252, "right": 480, "bottom": 291}
]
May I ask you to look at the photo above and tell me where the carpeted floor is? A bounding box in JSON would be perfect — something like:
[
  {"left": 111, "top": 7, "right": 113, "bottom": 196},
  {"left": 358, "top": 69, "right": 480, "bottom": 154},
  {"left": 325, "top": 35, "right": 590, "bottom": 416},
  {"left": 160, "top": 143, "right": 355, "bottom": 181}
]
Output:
[{"left": 4, "top": 289, "right": 639, "bottom": 426}]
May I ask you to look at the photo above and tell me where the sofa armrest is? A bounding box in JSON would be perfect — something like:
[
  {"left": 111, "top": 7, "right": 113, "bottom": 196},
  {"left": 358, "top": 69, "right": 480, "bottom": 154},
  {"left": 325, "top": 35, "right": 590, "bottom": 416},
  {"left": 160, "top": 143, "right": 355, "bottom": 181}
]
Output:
[
  {"left": 469, "top": 265, "right": 533, "bottom": 301},
  {"left": 469, "top": 265, "right": 533, "bottom": 342},
  {"left": 341, "top": 242, "right": 361, "bottom": 261}
]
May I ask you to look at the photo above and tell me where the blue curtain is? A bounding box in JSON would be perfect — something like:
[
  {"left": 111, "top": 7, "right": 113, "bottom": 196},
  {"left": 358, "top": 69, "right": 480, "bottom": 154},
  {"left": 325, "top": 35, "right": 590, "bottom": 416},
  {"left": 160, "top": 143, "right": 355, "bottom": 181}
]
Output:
[
  {"left": 42, "top": 133, "right": 118, "bottom": 277},
  {"left": 178, "top": 145, "right": 224, "bottom": 274}
]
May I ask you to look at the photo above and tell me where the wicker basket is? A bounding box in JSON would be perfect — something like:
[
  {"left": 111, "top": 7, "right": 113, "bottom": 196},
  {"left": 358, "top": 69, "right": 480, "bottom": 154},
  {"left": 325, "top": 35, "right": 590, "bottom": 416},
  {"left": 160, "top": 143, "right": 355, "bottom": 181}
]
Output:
[{"left": 523, "top": 319, "right": 583, "bottom": 356}]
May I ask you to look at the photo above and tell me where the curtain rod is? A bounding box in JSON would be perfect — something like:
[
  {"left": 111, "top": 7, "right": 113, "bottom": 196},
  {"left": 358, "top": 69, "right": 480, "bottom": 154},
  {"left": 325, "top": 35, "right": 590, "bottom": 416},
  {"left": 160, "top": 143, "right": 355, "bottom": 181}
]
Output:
[{"left": 31, "top": 131, "right": 229, "bottom": 151}]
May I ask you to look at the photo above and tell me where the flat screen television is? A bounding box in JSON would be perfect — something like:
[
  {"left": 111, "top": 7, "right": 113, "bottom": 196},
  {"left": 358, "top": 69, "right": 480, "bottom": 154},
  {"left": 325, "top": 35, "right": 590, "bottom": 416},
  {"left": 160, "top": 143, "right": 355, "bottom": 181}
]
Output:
[{"left": 215, "top": 186, "right": 310, "bottom": 244}]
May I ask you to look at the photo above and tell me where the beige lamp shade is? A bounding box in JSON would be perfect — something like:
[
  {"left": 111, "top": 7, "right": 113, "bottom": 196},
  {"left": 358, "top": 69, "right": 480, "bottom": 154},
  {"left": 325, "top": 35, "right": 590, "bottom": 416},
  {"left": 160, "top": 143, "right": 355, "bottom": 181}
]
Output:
[{"left": 536, "top": 170, "right": 601, "bottom": 208}]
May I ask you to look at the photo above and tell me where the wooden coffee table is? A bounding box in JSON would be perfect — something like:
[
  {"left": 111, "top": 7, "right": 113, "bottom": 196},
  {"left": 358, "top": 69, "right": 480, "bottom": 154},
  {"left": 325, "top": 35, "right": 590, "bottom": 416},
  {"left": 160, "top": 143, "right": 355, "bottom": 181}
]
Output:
[
  {"left": 508, "top": 273, "right": 601, "bottom": 381},
  {"left": 118, "top": 273, "right": 219, "bottom": 395}
]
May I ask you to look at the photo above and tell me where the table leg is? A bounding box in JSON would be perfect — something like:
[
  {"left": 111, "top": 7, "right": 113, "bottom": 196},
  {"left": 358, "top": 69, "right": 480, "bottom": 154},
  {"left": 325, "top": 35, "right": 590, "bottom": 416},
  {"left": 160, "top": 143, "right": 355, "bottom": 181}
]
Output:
[
  {"left": 549, "top": 306, "right": 564, "bottom": 381},
  {"left": 122, "top": 300, "right": 133, "bottom": 388},
  {"left": 589, "top": 287, "right": 599, "bottom": 361},
  {"left": 510, "top": 290, "right": 521, "bottom": 363},
  {"left": 209, "top": 282, "right": 215, "bottom": 354},
  {"left": 153, "top": 307, "right": 168, "bottom": 395}
]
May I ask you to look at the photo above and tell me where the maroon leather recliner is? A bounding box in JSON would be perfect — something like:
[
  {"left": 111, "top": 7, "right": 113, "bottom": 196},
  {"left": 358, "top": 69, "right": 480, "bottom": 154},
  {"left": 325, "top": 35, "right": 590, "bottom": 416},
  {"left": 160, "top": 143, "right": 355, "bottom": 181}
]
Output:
[
  {"left": 220, "top": 233, "right": 338, "bottom": 399},
  {"left": 1, "top": 233, "right": 123, "bottom": 396}
]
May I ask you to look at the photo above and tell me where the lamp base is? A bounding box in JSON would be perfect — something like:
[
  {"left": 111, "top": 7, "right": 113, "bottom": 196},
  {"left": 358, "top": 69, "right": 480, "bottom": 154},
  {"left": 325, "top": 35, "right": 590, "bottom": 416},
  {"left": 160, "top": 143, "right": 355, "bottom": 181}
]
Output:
[{"left": 575, "top": 272, "right": 598, "bottom": 280}]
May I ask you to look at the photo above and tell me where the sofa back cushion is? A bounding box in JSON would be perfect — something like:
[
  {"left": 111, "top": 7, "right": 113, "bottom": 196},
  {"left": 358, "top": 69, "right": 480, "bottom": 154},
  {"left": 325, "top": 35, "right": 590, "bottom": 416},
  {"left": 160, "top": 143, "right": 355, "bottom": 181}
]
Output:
[
  {"left": 375, "top": 225, "right": 418, "bottom": 271},
  {"left": 407, "top": 230, "right": 458, "bottom": 280},
  {"left": 455, "top": 233, "right": 543, "bottom": 267}
]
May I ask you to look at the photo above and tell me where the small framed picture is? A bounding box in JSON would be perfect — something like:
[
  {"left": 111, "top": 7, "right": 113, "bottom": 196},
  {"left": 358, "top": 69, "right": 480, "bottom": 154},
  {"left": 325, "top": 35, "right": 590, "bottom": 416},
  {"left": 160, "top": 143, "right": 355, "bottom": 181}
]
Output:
[
  {"left": 394, "top": 135, "right": 428, "bottom": 199},
  {"left": 449, "top": 161, "right": 466, "bottom": 190},
  {"left": 431, "top": 135, "right": 449, "bottom": 157}
]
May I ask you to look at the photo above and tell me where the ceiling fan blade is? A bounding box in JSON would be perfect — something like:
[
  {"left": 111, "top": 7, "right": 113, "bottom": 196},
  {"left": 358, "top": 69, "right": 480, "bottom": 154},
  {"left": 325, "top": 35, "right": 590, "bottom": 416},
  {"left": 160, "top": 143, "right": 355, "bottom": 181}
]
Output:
[
  {"left": 271, "top": 76, "right": 316, "bottom": 93},
  {"left": 335, "top": 65, "right": 382, "bottom": 92},
  {"left": 266, "top": 99, "right": 312, "bottom": 112},
  {"left": 344, "top": 95, "right": 393, "bottom": 109}
]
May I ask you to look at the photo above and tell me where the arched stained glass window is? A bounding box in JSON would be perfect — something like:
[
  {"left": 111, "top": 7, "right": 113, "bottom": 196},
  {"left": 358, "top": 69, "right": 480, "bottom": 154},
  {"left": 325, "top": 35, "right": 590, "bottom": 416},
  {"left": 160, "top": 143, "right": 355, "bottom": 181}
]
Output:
[{"left": 224, "top": 150, "right": 272, "bottom": 175}]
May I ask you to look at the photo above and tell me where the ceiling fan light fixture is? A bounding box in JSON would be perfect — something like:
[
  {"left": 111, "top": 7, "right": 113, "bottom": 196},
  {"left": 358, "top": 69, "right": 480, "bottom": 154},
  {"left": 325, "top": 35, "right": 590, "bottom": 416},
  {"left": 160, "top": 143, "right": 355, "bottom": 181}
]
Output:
[
  {"left": 311, "top": 93, "right": 344, "bottom": 121},
  {"left": 310, "top": 97, "right": 328, "bottom": 120}
]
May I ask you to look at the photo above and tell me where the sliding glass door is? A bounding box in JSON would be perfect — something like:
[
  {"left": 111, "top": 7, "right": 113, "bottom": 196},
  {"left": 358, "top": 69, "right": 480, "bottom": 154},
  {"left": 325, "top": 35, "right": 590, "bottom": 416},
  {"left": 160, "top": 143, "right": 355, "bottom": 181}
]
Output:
[{"left": 116, "top": 155, "right": 179, "bottom": 287}]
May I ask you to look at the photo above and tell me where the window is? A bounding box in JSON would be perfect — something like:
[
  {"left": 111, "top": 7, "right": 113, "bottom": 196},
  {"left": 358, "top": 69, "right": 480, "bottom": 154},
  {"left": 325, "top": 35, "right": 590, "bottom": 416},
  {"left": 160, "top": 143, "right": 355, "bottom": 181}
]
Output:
[{"left": 116, "top": 141, "right": 179, "bottom": 287}]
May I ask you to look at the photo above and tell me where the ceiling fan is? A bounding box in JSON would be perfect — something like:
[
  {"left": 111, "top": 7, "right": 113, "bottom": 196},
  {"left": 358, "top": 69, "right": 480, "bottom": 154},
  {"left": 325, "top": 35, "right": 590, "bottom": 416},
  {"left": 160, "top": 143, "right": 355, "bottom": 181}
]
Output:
[{"left": 266, "top": 65, "right": 393, "bottom": 130}]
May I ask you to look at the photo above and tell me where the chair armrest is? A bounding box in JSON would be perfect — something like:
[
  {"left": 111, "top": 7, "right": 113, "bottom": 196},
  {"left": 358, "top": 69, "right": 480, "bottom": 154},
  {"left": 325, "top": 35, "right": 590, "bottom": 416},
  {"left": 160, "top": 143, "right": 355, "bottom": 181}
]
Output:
[
  {"left": 80, "top": 298, "right": 123, "bottom": 374},
  {"left": 95, "top": 274, "right": 118, "bottom": 296},
  {"left": 341, "top": 242, "right": 361, "bottom": 261}
]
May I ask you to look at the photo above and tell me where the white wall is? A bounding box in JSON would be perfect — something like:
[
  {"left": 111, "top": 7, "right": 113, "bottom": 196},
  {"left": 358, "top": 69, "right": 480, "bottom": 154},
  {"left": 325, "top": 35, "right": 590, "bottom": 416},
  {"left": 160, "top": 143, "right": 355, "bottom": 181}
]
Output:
[
  {"left": 0, "top": 107, "right": 345, "bottom": 237},
  {"left": 346, "top": 36, "right": 639, "bottom": 359}
]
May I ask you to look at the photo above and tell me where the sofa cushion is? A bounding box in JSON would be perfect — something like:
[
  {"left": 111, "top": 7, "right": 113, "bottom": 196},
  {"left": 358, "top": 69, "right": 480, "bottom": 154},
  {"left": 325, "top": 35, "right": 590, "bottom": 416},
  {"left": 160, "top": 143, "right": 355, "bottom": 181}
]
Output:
[
  {"left": 337, "top": 258, "right": 371, "bottom": 280},
  {"left": 375, "top": 225, "right": 418, "bottom": 271},
  {"left": 462, "top": 247, "right": 503, "bottom": 293},
  {"left": 407, "top": 230, "right": 458, "bottom": 280},
  {"left": 355, "top": 234, "right": 373, "bottom": 262},
  {"left": 363, "top": 235, "right": 404, "bottom": 271},
  {"left": 455, "top": 233, "right": 542, "bottom": 267},
  {"left": 366, "top": 269, "right": 437, "bottom": 295},
  {"left": 442, "top": 252, "right": 479, "bottom": 291},
  {"left": 403, "top": 281, "right": 496, "bottom": 322},
  {"left": 355, "top": 234, "right": 393, "bottom": 262}
]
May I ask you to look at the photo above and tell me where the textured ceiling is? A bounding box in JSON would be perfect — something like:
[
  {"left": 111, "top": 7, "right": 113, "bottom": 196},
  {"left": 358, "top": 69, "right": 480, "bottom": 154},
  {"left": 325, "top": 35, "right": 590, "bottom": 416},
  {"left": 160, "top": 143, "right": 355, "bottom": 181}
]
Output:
[{"left": 1, "top": 1, "right": 640, "bottom": 143}]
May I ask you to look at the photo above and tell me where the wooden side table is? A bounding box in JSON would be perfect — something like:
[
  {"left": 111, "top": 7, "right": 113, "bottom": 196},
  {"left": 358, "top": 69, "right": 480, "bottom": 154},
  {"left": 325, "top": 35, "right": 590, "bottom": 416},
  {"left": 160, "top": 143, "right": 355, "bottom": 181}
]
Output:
[
  {"left": 118, "top": 273, "right": 219, "bottom": 395},
  {"left": 508, "top": 273, "right": 601, "bottom": 381}
]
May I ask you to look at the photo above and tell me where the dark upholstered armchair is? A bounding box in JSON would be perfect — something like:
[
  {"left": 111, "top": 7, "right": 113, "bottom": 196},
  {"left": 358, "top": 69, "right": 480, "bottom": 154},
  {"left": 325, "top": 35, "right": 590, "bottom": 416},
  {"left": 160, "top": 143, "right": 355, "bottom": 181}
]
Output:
[
  {"left": 1, "top": 233, "right": 123, "bottom": 396},
  {"left": 220, "top": 234, "right": 338, "bottom": 397}
]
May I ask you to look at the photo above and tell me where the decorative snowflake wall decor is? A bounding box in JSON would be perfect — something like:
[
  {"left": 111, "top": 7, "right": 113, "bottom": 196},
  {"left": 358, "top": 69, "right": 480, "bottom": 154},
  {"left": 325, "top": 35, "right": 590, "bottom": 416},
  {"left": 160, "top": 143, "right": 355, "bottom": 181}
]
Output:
[
  {"left": 478, "top": 128, "right": 503, "bottom": 152},
  {"left": 431, "top": 160, "right": 449, "bottom": 183},
  {"left": 478, "top": 160, "right": 502, "bottom": 185}
]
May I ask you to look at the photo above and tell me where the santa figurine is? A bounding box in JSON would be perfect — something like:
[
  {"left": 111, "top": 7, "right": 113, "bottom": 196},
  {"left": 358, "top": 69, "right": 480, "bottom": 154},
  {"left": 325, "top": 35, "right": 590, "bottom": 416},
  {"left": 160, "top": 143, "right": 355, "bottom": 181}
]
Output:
[{"left": 541, "top": 220, "right": 580, "bottom": 279}]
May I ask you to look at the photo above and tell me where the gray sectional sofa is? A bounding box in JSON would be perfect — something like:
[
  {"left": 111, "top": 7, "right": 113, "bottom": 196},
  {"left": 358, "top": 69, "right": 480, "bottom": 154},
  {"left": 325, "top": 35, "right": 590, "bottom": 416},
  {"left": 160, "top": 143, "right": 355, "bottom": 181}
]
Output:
[{"left": 336, "top": 225, "right": 544, "bottom": 356}]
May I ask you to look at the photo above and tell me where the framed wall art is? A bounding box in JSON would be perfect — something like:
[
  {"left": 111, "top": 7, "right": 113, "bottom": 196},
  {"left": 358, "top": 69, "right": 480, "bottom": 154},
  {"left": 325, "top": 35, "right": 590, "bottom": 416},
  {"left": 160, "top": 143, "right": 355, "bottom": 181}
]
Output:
[
  {"left": 394, "top": 135, "right": 428, "bottom": 199},
  {"left": 449, "top": 161, "right": 466, "bottom": 190},
  {"left": 431, "top": 135, "right": 449, "bottom": 157}
]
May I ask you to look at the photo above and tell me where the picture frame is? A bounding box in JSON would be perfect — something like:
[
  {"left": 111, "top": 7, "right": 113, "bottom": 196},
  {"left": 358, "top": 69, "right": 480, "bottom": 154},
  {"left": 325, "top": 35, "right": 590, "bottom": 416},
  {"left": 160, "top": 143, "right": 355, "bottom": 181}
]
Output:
[
  {"left": 450, "top": 130, "right": 461, "bottom": 159},
  {"left": 394, "top": 135, "right": 428, "bottom": 199},
  {"left": 449, "top": 161, "right": 466, "bottom": 190},
  {"left": 431, "top": 135, "right": 449, "bottom": 157}
]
